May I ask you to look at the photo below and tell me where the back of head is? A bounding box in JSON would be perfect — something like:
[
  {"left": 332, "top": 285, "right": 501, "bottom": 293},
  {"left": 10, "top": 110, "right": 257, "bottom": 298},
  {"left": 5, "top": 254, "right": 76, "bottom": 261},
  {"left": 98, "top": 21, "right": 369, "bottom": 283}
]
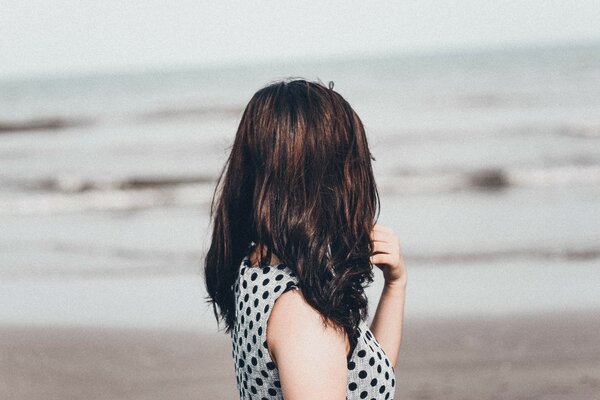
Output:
[{"left": 205, "top": 78, "right": 379, "bottom": 341}]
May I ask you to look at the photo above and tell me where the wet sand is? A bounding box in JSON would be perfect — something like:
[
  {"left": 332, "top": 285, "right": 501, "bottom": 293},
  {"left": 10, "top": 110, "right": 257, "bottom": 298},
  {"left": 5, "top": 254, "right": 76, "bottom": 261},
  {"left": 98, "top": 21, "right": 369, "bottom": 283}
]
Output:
[{"left": 1, "top": 311, "right": 599, "bottom": 400}]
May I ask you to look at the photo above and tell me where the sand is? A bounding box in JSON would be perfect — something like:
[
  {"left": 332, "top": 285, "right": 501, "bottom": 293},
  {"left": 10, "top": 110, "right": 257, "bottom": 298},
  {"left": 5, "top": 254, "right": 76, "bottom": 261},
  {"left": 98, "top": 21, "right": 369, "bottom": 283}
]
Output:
[{"left": 1, "top": 311, "right": 599, "bottom": 400}]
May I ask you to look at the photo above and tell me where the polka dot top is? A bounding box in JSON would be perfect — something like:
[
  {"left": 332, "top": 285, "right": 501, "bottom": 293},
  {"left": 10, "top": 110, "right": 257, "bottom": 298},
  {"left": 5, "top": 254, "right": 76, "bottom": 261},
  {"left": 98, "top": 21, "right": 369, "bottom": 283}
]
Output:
[{"left": 230, "top": 251, "right": 396, "bottom": 399}]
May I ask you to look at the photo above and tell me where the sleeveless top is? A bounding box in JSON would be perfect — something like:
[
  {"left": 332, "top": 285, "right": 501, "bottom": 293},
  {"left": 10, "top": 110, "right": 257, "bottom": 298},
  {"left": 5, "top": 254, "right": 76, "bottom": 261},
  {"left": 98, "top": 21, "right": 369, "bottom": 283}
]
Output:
[{"left": 230, "top": 250, "right": 396, "bottom": 399}]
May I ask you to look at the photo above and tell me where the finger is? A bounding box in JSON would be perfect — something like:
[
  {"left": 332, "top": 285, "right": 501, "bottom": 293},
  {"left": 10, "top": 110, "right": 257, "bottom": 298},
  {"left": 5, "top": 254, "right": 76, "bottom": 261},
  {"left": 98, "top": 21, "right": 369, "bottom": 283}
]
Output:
[
  {"left": 370, "top": 253, "right": 395, "bottom": 265},
  {"left": 371, "top": 241, "right": 398, "bottom": 256},
  {"left": 371, "top": 232, "right": 400, "bottom": 249},
  {"left": 370, "top": 229, "right": 395, "bottom": 242}
]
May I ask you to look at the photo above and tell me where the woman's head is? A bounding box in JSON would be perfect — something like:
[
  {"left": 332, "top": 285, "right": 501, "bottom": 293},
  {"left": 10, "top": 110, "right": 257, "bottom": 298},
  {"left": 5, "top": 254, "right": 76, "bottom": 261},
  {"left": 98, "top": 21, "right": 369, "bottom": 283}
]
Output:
[{"left": 205, "top": 78, "right": 379, "bottom": 340}]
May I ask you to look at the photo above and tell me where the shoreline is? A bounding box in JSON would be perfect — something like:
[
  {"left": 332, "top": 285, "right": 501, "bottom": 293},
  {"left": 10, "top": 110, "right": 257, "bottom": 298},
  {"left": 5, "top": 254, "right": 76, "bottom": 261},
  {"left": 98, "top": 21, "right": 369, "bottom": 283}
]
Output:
[{"left": 2, "top": 310, "right": 599, "bottom": 399}]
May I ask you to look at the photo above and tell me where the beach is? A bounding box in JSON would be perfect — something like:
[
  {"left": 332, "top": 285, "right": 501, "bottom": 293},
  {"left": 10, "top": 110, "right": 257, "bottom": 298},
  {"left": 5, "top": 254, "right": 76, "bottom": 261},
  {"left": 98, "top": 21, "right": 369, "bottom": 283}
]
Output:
[
  {"left": 1, "top": 43, "right": 600, "bottom": 399},
  {"left": 2, "top": 312, "right": 599, "bottom": 400}
]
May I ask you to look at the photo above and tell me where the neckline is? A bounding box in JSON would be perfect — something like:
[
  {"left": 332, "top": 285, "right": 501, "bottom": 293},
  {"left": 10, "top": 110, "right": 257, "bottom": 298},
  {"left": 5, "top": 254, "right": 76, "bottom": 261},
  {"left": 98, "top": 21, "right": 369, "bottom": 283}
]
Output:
[{"left": 242, "top": 255, "right": 284, "bottom": 270}]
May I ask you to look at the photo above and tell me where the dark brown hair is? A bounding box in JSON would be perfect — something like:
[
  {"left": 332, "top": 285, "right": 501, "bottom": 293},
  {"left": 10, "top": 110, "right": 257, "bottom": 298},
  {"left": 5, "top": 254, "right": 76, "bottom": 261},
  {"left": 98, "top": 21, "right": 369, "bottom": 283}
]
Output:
[{"left": 204, "top": 77, "right": 379, "bottom": 348}]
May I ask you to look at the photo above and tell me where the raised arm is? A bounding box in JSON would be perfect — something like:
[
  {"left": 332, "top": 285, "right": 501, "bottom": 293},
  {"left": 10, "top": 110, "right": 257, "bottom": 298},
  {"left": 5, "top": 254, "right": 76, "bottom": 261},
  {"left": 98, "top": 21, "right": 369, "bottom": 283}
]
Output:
[
  {"left": 368, "top": 224, "right": 408, "bottom": 368},
  {"left": 267, "top": 287, "right": 349, "bottom": 400}
]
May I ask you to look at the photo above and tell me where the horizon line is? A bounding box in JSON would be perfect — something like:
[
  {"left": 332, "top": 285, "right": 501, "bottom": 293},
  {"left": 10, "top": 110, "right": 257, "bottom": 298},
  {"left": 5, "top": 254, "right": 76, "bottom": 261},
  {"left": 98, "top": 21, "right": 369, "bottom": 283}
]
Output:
[{"left": 2, "top": 38, "right": 599, "bottom": 83}]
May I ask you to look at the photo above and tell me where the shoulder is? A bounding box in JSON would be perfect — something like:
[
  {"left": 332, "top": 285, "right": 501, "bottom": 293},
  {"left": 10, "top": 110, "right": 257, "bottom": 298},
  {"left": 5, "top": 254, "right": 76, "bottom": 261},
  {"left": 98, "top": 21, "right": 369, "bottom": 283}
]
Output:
[{"left": 266, "top": 287, "right": 349, "bottom": 398}]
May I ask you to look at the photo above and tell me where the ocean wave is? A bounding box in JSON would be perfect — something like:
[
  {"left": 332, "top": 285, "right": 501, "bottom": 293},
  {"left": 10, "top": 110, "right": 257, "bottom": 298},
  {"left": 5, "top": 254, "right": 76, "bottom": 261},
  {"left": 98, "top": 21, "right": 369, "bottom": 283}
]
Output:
[
  {"left": 0, "top": 184, "right": 215, "bottom": 215},
  {"left": 380, "top": 164, "right": 600, "bottom": 194},
  {"left": 1, "top": 163, "right": 599, "bottom": 215},
  {"left": 377, "top": 124, "right": 600, "bottom": 144},
  {"left": 0, "top": 117, "right": 93, "bottom": 133},
  {"left": 554, "top": 125, "right": 600, "bottom": 138},
  {"left": 0, "top": 264, "right": 199, "bottom": 279},
  {"left": 0, "top": 243, "right": 597, "bottom": 280},
  {"left": 14, "top": 175, "right": 216, "bottom": 193},
  {"left": 134, "top": 105, "right": 243, "bottom": 121},
  {"left": 408, "top": 246, "right": 600, "bottom": 264},
  {"left": 0, "top": 104, "right": 242, "bottom": 134}
]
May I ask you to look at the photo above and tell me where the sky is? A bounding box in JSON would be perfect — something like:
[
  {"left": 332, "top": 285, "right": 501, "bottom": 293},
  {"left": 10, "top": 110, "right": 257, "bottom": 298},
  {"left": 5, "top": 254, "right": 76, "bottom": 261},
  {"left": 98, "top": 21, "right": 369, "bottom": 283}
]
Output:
[{"left": 1, "top": 0, "right": 600, "bottom": 79}]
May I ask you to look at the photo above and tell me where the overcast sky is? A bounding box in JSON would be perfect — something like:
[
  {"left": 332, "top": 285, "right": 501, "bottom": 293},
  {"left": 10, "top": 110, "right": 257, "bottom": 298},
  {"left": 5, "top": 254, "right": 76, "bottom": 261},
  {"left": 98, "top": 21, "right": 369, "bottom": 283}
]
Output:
[{"left": 1, "top": 0, "right": 599, "bottom": 79}]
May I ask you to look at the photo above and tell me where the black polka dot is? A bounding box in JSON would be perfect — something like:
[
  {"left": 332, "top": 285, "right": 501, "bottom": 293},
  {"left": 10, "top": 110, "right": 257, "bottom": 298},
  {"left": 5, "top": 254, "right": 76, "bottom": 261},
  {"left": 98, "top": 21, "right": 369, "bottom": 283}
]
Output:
[{"left": 233, "top": 257, "right": 395, "bottom": 399}]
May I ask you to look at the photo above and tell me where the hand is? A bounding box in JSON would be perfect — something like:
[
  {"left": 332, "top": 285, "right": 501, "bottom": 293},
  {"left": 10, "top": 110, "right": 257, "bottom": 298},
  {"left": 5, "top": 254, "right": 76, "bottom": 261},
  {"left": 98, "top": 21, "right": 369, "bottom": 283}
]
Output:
[{"left": 370, "top": 224, "right": 407, "bottom": 288}]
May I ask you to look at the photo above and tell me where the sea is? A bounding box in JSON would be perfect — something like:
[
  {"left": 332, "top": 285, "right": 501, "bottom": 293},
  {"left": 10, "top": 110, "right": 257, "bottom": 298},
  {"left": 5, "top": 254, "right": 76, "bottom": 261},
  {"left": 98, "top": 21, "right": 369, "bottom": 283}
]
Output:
[{"left": 1, "top": 43, "right": 599, "bottom": 331}]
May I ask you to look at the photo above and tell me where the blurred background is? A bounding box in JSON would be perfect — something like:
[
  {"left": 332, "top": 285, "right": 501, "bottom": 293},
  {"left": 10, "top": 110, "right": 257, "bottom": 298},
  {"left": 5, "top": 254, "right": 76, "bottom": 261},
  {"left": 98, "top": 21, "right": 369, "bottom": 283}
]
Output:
[{"left": 1, "top": 1, "right": 599, "bottom": 399}]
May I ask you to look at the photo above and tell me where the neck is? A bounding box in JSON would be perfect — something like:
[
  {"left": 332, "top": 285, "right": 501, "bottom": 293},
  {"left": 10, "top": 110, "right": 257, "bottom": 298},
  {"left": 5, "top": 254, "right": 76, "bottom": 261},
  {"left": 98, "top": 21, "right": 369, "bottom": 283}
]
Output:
[{"left": 249, "top": 243, "right": 281, "bottom": 267}]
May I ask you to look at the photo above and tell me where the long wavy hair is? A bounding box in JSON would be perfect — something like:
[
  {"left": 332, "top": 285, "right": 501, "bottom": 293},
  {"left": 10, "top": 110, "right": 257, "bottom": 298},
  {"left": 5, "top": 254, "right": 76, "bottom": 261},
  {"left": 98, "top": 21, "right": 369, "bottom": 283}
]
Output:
[{"left": 204, "top": 78, "right": 380, "bottom": 349}]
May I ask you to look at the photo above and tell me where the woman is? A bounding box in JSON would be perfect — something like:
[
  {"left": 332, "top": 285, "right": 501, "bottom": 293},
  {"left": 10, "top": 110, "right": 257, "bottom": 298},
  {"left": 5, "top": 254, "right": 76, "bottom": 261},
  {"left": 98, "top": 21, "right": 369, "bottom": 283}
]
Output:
[{"left": 204, "top": 78, "right": 407, "bottom": 399}]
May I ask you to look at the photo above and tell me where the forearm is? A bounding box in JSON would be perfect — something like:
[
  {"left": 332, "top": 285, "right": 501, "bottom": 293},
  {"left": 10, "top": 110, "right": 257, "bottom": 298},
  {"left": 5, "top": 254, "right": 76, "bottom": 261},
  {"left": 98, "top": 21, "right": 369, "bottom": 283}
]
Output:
[{"left": 369, "top": 280, "right": 406, "bottom": 368}]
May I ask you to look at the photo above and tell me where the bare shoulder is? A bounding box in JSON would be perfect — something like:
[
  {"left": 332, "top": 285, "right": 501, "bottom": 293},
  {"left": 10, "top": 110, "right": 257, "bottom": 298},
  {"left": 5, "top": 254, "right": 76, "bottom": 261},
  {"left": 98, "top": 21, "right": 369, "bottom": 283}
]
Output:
[
  {"left": 266, "top": 287, "right": 349, "bottom": 399},
  {"left": 267, "top": 288, "right": 347, "bottom": 352},
  {"left": 267, "top": 288, "right": 324, "bottom": 341}
]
